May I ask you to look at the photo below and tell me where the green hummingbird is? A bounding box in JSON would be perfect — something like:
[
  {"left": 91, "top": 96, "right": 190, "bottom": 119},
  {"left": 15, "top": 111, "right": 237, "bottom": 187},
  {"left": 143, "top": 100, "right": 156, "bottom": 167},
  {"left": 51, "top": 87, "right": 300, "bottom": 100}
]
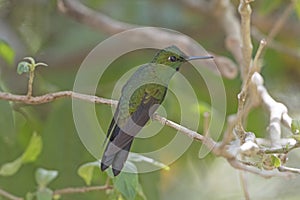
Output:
[{"left": 101, "top": 45, "right": 213, "bottom": 176}]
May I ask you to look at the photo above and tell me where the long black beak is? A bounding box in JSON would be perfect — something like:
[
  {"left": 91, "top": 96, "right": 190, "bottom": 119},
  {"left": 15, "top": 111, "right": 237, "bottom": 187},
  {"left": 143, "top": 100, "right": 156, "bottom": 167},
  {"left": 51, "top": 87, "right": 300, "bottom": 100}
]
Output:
[{"left": 186, "top": 55, "right": 214, "bottom": 61}]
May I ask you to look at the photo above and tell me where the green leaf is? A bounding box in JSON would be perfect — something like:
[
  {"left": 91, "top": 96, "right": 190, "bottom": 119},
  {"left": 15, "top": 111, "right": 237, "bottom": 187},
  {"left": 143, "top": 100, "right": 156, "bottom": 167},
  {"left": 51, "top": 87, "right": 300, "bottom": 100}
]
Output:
[
  {"left": 0, "top": 132, "right": 42, "bottom": 176},
  {"left": 295, "top": 0, "right": 300, "bottom": 20},
  {"left": 22, "top": 132, "right": 42, "bottom": 163},
  {"left": 111, "top": 161, "right": 138, "bottom": 200},
  {"left": 128, "top": 153, "right": 170, "bottom": 171},
  {"left": 17, "top": 61, "right": 30, "bottom": 75},
  {"left": 35, "top": 168, "right": 58, "bottom": 188},
  {"left": 271, "top": 155, "right": 281, "bottom": 168},
  {"left": 291, "top": 119, "right": 300, "bottom": 134},
  {"left": 0, "top": 39, "right": 15, "bottom": 65},
  {"left": 0, "top": 100, "right": 15, "bottom": 143},
  {"left": 77, "top": 161, "right": 99, "bottom": 185},
  {"left": 0, "top": 157, "right": 23, "bottom": 176},
  {"left": 36, "top": 188, "right": 53, "bottom": 200}
]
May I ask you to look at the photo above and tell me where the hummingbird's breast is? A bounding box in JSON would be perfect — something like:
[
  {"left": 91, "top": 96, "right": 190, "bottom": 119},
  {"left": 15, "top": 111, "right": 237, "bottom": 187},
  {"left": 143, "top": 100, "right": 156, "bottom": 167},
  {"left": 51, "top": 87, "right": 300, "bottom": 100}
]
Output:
[{"left": 116, "top": 63, "right": 172, "bottom": 126}]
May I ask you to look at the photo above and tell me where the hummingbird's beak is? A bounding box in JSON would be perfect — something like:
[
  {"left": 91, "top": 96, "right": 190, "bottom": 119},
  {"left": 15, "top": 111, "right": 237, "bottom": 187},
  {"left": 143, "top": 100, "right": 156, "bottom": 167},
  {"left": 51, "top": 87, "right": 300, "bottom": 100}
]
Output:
[{"left": 186, "top": 55, "right": 214, "bottom": 61}]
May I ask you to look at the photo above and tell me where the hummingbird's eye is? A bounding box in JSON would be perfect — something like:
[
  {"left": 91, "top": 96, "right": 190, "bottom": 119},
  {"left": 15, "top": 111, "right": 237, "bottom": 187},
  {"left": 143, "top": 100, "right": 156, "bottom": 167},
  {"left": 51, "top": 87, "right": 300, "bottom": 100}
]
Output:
[{"left": 168, "top": 56, "right": 177, "bottom": 62}]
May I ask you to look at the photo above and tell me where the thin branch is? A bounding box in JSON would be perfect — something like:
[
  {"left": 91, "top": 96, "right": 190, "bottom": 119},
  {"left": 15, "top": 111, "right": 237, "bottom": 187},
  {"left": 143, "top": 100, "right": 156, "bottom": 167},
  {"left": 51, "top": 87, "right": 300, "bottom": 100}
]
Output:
[
  {"left": 57, "top": 0, "right": 238, "bottom": 79},
  {"left": 252, "top": 27, "right": 300, "bottom": 59},
  {"left": 235, "top": 39, "right": 266, "bottom": 140},
  {"left": 239, "top": 172, "right": 250, "bottom": 200},
  {"left": 0, "top": 88, "right": 297, "bottom": 177},
  {"left": 0, "top": 188, "right": 23, "bottom": 200},
  {"left": 266, "top": 1, "right": 295, "bottom": 45},
  {"left": 254, "top": 75, "right": 292, "bottom": 147},
  {"left": 203, "top": 112, "right": 210, "bottom": 137},
  {"left": 227, "top": 158, "right": 293, "bottom": 178},
  {"left": 260, "top": 142, "right": 300, "bottom": 154},
  {"left": 219, "top": 114, "right": 236, "bottom": 150},
  {"left": 0, "top": 91, "right": 117, "bottom": 105},
  {"left": 238, "top": 0, "right": 253, "bottom": 79},
  {"left": 153, "top": 113, "right": 210, "bottom": 145},
  {"left": 27, "top": 70, "right": 34, "bottom": 97},
  {"left": 57, "top": 0, "right": 137, "bottom": 35},
  {"left": 253, "top": 39, "right": 267, "bottom": 72},
  {"left": 251, "top": 1, "right": 298, "bottom": 60},
  {"left": 278, "top": 166, "right": 300, "bottom": 175},
  {"left": 53, "top": 185, "right": 113, "bottom": 195},
  {"left": 213, "top": 0, "right": 243, "bottom": 67}
]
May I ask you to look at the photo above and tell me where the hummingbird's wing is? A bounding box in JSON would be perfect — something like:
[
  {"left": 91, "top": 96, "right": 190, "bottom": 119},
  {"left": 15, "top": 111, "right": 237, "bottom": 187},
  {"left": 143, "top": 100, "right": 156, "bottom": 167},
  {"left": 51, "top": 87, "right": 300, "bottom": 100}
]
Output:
[{"left": 101, "top": 85, "right": 167, "bottom": 176}]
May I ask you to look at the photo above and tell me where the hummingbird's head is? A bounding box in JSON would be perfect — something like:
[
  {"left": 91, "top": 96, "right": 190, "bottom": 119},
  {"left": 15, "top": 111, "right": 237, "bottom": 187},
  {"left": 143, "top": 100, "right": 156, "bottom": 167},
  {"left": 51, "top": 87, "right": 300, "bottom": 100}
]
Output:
[{"left": 151, "top": 45, "right": 213, "bottom": 71}]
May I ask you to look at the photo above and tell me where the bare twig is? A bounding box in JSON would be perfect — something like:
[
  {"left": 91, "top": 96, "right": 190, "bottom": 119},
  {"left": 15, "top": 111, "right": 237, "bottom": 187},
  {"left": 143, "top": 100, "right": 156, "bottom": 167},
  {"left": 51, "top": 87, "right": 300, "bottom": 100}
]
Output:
[
  {"left": 251, "top": 1, "right": 298, "bottom": 60},
  {"left": 0, "top": 91, "right": 117, "bottom": 105},
  {"left": 227, "top": 159, "right": 293, "bottom": 178},
  {"left": 238, "top": 0, "right": 253, "bottom": 79},
  {"left": 213, "top": 0, "right": 243, "bottom": 67},
  {"left": 57, "top": 0, "right": 238, "bottom": 79},
  {"left": 57, "top": 0, "right": 136, "bottom": 35},
  {"left": 235, "top": 38, "right": 266, "bottom": 140},
  {"left": 266, "top": 1, "right": 295, "bottom": 45},
  {"left": 255, "top": 80, "right": 292, "bottom": 147},
  {"left": 152, "top": 113, "right": 216, "bottom": 150},
  {"left": 239, "top": 172, "right": 250, "bottom": 200},
  {"left": 260, "top": 141, "right": 300, "bottom": 154},
  {"left": 219, "top": 115, "right": 236, "bottom": 150},
  {"left": 252, "top": 27, "right": 300, "bottom": 59},
  {"left": 0, "top": 188, "right": 23, "bottom": 200},
  {"left": 53, "top": 185, "right": 113, "bottom": 195},
  {"left": 278, "top": 166, "right": 300, "bottom": 175},
  {"left": 0, "top": 87, "right": 298, "bottom": 177},
  {"left": 203, "top": 112, "right": 210, "bottom": 137}
]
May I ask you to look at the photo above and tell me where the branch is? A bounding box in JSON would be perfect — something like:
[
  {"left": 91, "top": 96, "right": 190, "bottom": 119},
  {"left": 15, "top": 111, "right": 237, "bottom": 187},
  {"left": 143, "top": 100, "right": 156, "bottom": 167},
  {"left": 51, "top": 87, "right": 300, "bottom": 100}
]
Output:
[
  {"left": 227, "top": 158, "right": 293, "bottom": 178},
  {"left": 53, "top": 185, "right": 113, "bottom": 195},
  {"left": 57, "top": 0, "right": 136, "bottom": 35},
  {"left": 265, "top": 1, "right": 295, "bottom": 45},
  {"left": 251, "top": 1, "right": 298, "bottom": 59},
  {"left": 0, "top": 91, "right": 117, "bottom": 105},
  {"left": 239, "top": 171, "right": 250, "bottom": 200},
  {"left": 0, "top": 87, "right": 297, "bottom": 177},
  {"left": 260, "top": 141, "right": 300, "bottom": 154},
  {"left": 0, "top": 86, "right": 290, "bottom": 178},
  {"left": 278, "top": 166, "right": 300, "bottom": 175},
  {"left": 0, "top": 188, "right": 23, "bottom": 200},
  {"left": 213, "top": 0, "right": 243, "bottom": 68},
  {"left": 238, "top": 0, "right": 253, "bottom": 79},
  {"left": 0, "top": 185, "right": 113, "bottom": 200},
  {"left": 152, "top": 113, "right": 221, "bottom": 156},
  {"left": 252, "top": 27, "right": 300, "bottom": 59},
  {"left": 235, "top": 38, "right": 265, "bottom": 139},
  {"left": 57, "top": 0, "right": 237, "bottom": 79}
]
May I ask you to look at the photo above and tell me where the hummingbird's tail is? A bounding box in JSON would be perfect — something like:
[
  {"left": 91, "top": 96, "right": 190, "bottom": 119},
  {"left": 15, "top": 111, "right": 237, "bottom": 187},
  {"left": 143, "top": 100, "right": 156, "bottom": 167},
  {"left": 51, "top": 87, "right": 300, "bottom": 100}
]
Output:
[{"left": 101, "top": 130, "right": 134, "bottom": 176}]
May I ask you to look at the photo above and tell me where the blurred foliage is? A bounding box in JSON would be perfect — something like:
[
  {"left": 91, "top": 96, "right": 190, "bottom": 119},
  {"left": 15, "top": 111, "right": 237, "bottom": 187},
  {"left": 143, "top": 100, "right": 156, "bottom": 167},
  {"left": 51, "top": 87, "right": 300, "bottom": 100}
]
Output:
[
  {"left": 0, "top": 0, "right": 300, "bottom": 200},
  {"left": 0, "top": 39, "right": 14, "bottom": 66}
]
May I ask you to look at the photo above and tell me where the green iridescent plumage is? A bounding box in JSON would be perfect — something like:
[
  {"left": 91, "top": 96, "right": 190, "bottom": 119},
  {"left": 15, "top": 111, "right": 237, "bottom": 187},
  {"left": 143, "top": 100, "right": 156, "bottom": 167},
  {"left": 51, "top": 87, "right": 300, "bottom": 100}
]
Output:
[{"left": 101, "top": 45, "right": 213, "bottom": 176}]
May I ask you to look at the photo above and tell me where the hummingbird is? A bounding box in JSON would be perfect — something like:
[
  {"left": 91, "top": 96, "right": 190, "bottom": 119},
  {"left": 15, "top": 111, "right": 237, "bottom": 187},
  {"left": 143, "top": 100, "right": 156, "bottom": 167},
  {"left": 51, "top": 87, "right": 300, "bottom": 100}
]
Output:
[{"left": 101, "top": 45, "right": 213, "bottom": 176}]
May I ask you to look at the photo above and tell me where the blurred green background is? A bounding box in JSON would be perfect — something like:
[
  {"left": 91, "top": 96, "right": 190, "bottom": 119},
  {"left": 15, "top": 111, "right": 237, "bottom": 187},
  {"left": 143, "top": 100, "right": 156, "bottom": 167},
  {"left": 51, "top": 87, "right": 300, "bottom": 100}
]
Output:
[{"left": 0, "top": 0, "right": 300, "bottom": 199}]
